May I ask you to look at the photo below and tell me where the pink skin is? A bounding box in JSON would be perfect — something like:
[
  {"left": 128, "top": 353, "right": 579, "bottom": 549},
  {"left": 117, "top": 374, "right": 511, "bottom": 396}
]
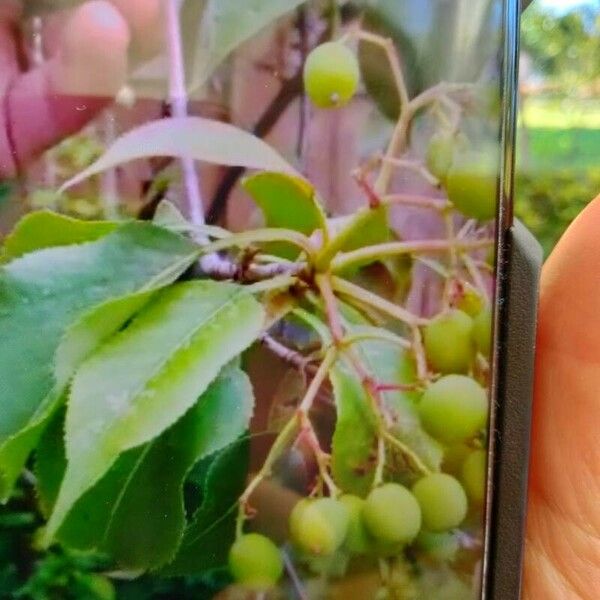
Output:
[{"left": 0, "top": 0, "right": 160, "bottom": 178}]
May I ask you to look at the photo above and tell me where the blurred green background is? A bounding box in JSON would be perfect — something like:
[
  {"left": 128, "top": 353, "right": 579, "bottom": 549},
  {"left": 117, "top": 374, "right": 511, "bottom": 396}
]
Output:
[{"left": 516, "top": 0, "right": 600, "bottom": 256}]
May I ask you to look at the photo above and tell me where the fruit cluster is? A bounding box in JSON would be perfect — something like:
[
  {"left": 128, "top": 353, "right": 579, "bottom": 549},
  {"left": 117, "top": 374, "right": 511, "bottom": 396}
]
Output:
[{"left": 228, "top": 38, "right": 494, "bottom": 593}]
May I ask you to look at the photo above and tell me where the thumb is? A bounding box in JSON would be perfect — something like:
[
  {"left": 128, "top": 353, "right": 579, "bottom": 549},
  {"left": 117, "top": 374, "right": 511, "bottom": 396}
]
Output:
[{"left": 524, "top": 196, "right": 600, "bottom": 598}]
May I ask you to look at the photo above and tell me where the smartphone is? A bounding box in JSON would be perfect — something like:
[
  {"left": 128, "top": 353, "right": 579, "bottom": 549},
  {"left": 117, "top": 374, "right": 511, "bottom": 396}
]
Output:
[{"left": 0, "top": 1, "right": 541, "bottom": 598}]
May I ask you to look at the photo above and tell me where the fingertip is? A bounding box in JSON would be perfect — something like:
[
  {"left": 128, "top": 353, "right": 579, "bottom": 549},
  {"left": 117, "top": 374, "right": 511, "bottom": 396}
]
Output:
[
  {"left": 109, "top": 0, "right": 163, "bottom": 58},
  {"left": 538, "top": 194, "right": 600, "bottom": 358},
  {"left": 54, "top": 0, "right": 131, "bottom": 96}
]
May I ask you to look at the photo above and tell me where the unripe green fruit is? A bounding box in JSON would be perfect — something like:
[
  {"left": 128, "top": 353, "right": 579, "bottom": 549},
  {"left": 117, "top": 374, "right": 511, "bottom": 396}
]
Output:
[
  {"left": 445, "top": 158, "right": 497, "bottom": 221},
  {"left": 419, "top": 375, "right": 488, "bottom": 443},
  {"left": 340, "top": 494, "right": 372, "bottom": 554},
  {"left": 473, "top": 307, "right": 492, "bottom": 357},
  {"left": 442, "top": 443, "right": 471, "bottom": 476},
  {"left": 290, "top": 497, "right": 349, "bottom": 556},
  {"left": 412, "top": 473, "right": 468, "bottom": 532},
  {"left": 423, "top": 310, "right": 475, "bottom": 374},
  {"left": 426, "top": 133, "right": 455, "bottom": 181},
  {"left": 456, "top": 286, "right": 485, "bottom": 318},
  {"left": 416, "top": 530, "right": 460, "bottom": 562},
  {"left": 462, "top": 448, "right": 487, "bottom": 504},
  {"left": 304, "top": 42, "right": 360, "bottom": 109},
  {"left": 363, "top": 483, "right": 422, "bottom": 545},
  {"left": 228, "top": 533, "right": 283, "bottom": 589}
]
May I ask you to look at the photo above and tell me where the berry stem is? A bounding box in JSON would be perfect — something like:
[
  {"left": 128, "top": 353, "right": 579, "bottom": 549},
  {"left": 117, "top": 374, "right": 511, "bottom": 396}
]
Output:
[
  {"left": 330, "top": 276, "right": 426, "bottom": 327},
  {"left": 331, "top": 238, "right": 494, "bottom": 273}
]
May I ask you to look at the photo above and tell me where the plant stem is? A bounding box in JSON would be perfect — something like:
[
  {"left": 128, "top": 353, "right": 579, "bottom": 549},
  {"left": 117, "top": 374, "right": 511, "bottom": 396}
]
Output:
[
  {"left": 381, "top": 193, "right": 449, "bottom": 212},
  {"left": 380, "top": 157, "right": 440, "bottom": 187},
  {"left": 298, "top": 348, "right": 337, "bottom": 413},
  {"left": 331, "top": 238, "right": 494, "bottom": 273},
  {"left": 382, "top": 430, "right": 432, "bottom": 476},
  {"left": 462, "top": 252, "right": 490, "bottom": 303},
  {"left": 246, "top": 274, "right": 298, "bottom": 295},
  {"left": 101, "top": 111, "right": 120, "bottom": 220},
  {"left": 236, "top": 417, "right": 299, "bottom": 537},
  {"left": 165, "top": 0, "right": 205, "bottom": 230},
  {"left": 315, "top": 274, "right": 345, "bottom": 342},
  {"left": 342, "top": 330, "right": 411, "bottom": 350},
  {"left": 199, "top": 228, "right": 315, "bottom": 258},
  {"left": 331, "top": 276, "right": 426, "bottom": 327}
]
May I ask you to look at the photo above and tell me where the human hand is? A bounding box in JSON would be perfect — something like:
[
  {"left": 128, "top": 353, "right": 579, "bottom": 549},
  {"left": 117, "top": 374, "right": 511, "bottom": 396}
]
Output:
[
  {"left": 524, "top": 196, "right": 600, "bottom": 598},
  {"left": 0, "top": 0, "right": 160, "bottom": 178}
]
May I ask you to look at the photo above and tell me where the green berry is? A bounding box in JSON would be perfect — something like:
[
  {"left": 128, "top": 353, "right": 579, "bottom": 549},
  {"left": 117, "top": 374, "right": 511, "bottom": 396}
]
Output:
[
  {"left": 340, "top": 494, "right": 372, "bottom": 554},
  {"left": 304, "top": 42, "right": 360, "bottom": 109},
  {"left": 412, "top": 474, "right": 468, "bottom": 532},
  {"left": 290, "top": 497, "right": 349, "bottom": 556},
  {"left": 426, "top": 133, "right": 455, "bottom": 181},
  {"left": 473, "top": 307, "right": 492, "bottom": 357},
  {"left": 424, "top": 310, "right": 475, "bottom": 374},
  {"left": 419, "top": 375, "right": 488, "bottom": 443},
  {"left": 445, "top": 157, "right": 498, "bottom": 221},
  {"left": 228, "top": 533, "right": 283, "bottom": 589},
  {"left": 416, "top": 530, "right": 460, "bottom": 562},
  {"left": 456, "top": 286, "right": 485, "bottom": 318},
  {"left": 363, "top": 484, "right": 422, "bottom": 545},
  {"left": 462, "top": 448, "right": 487, "bottom": 504}
]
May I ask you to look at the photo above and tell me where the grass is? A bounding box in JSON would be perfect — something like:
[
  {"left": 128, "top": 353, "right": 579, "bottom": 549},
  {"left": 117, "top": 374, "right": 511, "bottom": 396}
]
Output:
[{"left": 515, "top": 95, "right": 600, "bottom": 256}]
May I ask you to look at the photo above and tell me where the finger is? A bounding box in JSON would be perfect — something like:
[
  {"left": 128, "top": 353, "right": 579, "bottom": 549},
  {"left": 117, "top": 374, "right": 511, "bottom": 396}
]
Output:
[
  {"left": 524, "top": 196, "right": 600, "bottom": 599},
  {"left": 108, "top": 0, "right": 163, "bottom": 59},
  {"left": 0, "top": 1, "right": 130, "bottom": 177}
]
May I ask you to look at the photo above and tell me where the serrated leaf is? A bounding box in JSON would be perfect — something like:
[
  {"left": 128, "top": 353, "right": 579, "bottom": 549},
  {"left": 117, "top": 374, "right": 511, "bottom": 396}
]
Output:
[
  {"left": 183, "top": 0, "right": 306, "bottom": 92},
  {"left": 243, "top": 172, "right": 327, "bottom": 259},
  {"left": 0, "top": 222, "right": 199, "bottom": 499},
  {"left": 2, "top": 211, "right": 116, "bottom": 260},
  {"left": 44, "top": 281, "right": 264, "bottom": 544},
  {"left": 38, "top": 366, "right": 254, "bottom": 570},
  {"left": 61, "top": 118, "right": 299, "bottom": 192},
  {"left": 162, "top": 437, "right": 249, "bottom": 575}
]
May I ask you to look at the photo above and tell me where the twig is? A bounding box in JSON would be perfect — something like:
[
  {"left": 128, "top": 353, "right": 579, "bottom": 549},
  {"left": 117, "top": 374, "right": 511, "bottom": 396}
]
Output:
[
  {"left": 380, "top": 157, "right": 440, "bottom": 187},
  {"left": 260, "top": 334, "right": 318, "bottom": 374},
  {"left": 331, "top": 276, "right": 426, "bottom": 327},
  {"left": 331, "top": 238, "right": 494, "bottom": 273},
  {"left": 382, "top": 193, "right": 449, "bottom": 212},
  {"left": 165, "top": 0, "right": 205, "bottom": 229},
  {"left": 100, "top": 111, "right": 120, "bottom": 220}
]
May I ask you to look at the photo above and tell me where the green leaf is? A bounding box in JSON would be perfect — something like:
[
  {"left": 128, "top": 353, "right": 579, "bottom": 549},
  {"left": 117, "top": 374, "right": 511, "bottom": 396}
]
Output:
[
  {"left": 61, "top": 118, "right": 299, "bottom": 192},
  {"left": 38, "top": 366, "right": 254, "bottom": 570},
  {"left": 0, "top": 222, "right": 198, "bottom": 499},
  {"left": 44, "top": 281, "right": 264, "bottom": 544},
  {"left": 320, "top": 206, "right": 391, "bottom": 269},
  {"left": 162, "top": 437, "right": 249, "bottom": 575},
  {"left": 182, "top": 0, "right": 306, "bottom": 92},
  {"left": 243, "top": 172, "right": 327, "bottom": 259},
  {"left": 2, "top": 211, "right": 116, "bottom": 260},
  {"left": 330, "top": 358, "right": 380, "bottom": 497},
  {"left": 353, "top": 329, "right": 443, "bottom": 473},
  {"left": 331, "top": 330, "right": 442, "bottom": 496}
]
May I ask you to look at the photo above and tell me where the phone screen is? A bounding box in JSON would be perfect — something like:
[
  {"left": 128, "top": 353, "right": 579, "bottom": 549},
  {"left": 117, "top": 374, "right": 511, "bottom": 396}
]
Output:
[{"left": 0, "top": 1, "right": 516, "bottom": 598}]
